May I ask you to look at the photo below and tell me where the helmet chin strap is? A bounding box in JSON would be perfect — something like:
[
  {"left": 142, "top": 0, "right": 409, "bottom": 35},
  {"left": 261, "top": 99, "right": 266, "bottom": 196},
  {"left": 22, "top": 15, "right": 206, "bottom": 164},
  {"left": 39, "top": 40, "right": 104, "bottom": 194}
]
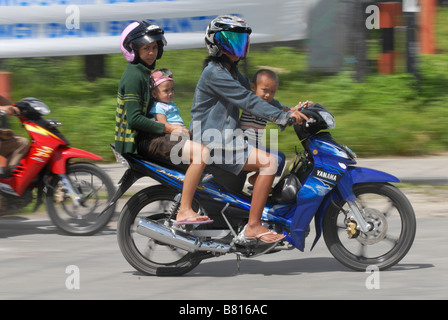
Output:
[{"left": 221, "top": 54, "right": 242, "bottom": 68}]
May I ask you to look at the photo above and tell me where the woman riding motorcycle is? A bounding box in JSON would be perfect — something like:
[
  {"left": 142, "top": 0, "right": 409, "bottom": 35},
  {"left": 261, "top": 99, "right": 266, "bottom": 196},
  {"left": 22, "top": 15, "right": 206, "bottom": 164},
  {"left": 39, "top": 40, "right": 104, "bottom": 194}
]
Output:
[{"left": 190, "top": 15, "right": 308, "bottom": 243}]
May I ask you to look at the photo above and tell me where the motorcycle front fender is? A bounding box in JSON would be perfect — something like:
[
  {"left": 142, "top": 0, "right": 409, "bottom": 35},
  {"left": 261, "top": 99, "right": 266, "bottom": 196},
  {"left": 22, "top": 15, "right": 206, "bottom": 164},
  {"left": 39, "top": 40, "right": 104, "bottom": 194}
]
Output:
[
  {"left": 336, "top": 166, "right": 400, "bottom": 201},
  {"left": 49, "top": 146, "right": 103, "bottom": 174}
]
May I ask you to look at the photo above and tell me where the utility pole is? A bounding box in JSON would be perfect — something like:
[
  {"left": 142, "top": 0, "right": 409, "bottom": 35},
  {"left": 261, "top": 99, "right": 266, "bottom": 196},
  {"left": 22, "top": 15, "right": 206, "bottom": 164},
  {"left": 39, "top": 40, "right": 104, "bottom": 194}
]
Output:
[
  {"left": 353, "top": 0, "right": 370, "bottom": 82},
  {"left": 403, "top": 0, "right": 421, "bottom": 80}
]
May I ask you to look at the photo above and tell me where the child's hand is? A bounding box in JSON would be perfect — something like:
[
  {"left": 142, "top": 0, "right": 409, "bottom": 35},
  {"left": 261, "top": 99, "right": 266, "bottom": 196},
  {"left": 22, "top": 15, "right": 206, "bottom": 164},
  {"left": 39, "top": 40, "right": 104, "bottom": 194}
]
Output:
[
  {"left": 171, "top": 125, "right": 191, "bottom": 137},
  {"left": 164, "top": 123, "right": 189, "bottom": 136},
  {"left": 295, "top": 100, "right": 313, "bottom": 110}
]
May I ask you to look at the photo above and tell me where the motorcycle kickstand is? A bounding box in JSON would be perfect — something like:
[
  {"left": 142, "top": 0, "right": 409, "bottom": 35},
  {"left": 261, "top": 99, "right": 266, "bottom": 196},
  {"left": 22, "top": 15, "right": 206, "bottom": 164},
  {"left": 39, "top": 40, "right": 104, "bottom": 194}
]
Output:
[{"left": 236, "top": 254, "right": 242, "bottom": 273}]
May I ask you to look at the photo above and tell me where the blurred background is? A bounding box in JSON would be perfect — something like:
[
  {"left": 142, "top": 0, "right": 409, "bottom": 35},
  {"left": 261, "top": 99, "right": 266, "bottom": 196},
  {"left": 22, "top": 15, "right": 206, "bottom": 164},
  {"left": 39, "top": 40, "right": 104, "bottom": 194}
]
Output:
[{"left": 0, "top": 0, "right": 447, "bottom": 160}]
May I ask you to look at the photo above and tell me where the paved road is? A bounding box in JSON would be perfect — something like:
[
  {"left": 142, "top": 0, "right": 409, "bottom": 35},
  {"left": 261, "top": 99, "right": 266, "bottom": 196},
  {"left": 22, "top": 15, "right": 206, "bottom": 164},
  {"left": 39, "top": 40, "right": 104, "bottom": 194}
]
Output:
[
  {"left": 1, "top": 156, "right": 447, "bottom": 300},
  {"left": 1, "top": 188, "right": 447, "bottom": 300}
]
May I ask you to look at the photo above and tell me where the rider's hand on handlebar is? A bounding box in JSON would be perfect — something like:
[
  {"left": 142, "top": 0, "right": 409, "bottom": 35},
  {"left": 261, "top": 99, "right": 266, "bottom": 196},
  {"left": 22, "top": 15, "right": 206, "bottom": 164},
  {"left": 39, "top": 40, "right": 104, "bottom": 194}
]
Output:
[
  {"left": 0, "top": 105, "right": 20, "bottom": 116},
  {"left": 290, "top": 109, "right": 309, "bottom": 125}
]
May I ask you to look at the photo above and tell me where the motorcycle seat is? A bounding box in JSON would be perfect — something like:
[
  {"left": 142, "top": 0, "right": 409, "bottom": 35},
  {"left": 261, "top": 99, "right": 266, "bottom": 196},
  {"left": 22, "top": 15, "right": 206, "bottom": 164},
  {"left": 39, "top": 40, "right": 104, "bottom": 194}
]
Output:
[{"left": 112, "top": 143, "right": 249, "bottom": 196}]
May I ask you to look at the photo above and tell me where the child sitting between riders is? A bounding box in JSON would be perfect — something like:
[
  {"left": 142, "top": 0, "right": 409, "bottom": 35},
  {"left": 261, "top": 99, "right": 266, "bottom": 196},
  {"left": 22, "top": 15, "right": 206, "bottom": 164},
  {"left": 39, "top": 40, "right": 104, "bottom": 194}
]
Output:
[{"left": 149, "top": 69, "right": 189, "bottom": 135}]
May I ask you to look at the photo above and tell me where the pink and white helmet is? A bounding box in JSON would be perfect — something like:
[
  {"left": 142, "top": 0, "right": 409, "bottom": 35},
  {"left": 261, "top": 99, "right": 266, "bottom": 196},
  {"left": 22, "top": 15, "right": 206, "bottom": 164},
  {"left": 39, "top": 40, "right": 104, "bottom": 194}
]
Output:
[{"left": 120, "top": 21, "right": 167, "bottom": 64}]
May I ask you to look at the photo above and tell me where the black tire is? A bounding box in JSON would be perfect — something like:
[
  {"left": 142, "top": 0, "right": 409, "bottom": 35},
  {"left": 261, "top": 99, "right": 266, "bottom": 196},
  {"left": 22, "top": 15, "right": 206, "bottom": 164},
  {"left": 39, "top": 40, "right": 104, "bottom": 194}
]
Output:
[
  {"left": 323, "top": 183, "right": 416, "bottom": 271},
  {"left": 46, "top": 162, "right": 116, "bottom": 235},
  {"left": 117, "top": 185, "right": 204, "bottom": 276}
]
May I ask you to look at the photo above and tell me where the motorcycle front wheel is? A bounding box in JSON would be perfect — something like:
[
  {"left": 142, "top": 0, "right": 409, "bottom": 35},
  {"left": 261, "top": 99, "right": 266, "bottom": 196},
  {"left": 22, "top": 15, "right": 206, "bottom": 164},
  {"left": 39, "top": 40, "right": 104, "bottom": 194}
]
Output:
[
  {"left": 323, "top": 183, "right": 416, "bottom": 271},
  {"left": 46, "top": 162, "right": 116, "bottom": 235},
  {"left": 117, "top": 185, "right": 205, "bottom": 276}
]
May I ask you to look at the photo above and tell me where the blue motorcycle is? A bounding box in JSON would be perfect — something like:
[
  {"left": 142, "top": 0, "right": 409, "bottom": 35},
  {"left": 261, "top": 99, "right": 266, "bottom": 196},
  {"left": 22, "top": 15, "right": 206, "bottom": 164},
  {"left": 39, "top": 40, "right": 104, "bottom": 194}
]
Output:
[{"left": 109, "top": 104, "right": 416, "bottom": 276}]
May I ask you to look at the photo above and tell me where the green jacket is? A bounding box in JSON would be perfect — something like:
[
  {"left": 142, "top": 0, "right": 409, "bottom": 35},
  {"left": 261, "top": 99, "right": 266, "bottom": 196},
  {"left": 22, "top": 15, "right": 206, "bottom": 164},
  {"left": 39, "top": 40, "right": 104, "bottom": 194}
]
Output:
[{"left": 115, "top": 63, "right": 165, "bottom": 154}]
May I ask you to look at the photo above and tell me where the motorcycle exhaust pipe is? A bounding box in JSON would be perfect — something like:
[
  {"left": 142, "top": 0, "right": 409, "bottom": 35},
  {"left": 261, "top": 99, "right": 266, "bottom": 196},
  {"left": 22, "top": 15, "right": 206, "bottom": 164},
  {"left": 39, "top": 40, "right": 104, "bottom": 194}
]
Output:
[{"left": 136, "top": 218, "right": 231, "bottom": 254}]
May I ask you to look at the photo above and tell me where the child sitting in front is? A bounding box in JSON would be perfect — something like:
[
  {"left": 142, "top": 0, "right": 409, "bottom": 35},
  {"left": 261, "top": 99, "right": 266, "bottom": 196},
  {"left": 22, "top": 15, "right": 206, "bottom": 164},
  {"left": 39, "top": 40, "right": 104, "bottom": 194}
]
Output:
[
  {"left": 239, "top": 69, "right": 288, "bottom": 182},
  {"left": 240, "top": 69, "right": 311, "bottom": 184}
]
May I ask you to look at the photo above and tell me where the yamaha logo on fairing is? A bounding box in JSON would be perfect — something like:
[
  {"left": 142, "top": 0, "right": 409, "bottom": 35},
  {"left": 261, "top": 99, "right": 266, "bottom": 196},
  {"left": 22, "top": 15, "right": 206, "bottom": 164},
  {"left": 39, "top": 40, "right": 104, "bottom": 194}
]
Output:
[{"left": 316, "top": 169, "right": 338, "bottom": 182}]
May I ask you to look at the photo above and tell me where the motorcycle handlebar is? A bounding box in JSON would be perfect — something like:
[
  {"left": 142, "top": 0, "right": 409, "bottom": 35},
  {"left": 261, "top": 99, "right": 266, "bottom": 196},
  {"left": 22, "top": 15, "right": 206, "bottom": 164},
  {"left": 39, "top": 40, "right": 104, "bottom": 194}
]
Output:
[
  {"left": 279, "top": 117, "right": 295, "bottom": 132},
  {"left": 279, "top": 115, "right": 319, "bottom": 132},
  {"left": 283, "top": 116, "right": 316, "bottom": 126},
  {"left": 0, "top": 107, "right": 19, "bottom": 117},
  {"left": 287, "top": 117, "right": 296, "bottom": 126}
]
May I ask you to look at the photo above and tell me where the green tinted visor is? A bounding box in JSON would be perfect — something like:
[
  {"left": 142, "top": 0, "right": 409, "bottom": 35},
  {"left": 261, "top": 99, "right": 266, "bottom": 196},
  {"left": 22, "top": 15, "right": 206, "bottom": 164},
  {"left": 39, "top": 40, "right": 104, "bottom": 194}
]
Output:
[{"left": 215, "top": 31, "right": 250, "bottom": 58}]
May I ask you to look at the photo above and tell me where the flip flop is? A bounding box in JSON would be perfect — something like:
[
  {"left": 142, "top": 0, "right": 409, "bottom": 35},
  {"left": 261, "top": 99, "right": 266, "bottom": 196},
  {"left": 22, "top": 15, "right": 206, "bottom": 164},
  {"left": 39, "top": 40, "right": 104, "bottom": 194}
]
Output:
[
  {"left": 235, "top": 225, "right": 285, "bottom": 244},
  {"left": 173, "top": 216, "right": 214, "bottom": 226},
  {"left": 246, "top": 231, "right": 286, "bottom": 244}
]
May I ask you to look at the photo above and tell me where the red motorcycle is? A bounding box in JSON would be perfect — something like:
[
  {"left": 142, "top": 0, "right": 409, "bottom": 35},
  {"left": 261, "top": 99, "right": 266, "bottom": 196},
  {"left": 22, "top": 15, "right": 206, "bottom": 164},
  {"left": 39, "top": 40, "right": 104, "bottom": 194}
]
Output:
[{"left": 0, "top": 98, "right": 116, "bottom": 235}]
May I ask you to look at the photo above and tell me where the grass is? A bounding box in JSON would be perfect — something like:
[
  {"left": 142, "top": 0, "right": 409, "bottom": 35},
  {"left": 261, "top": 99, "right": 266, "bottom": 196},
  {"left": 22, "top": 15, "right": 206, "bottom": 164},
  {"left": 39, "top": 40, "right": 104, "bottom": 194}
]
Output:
[{"left": 2, "top": 7, "right": 448, "bottom": 161}]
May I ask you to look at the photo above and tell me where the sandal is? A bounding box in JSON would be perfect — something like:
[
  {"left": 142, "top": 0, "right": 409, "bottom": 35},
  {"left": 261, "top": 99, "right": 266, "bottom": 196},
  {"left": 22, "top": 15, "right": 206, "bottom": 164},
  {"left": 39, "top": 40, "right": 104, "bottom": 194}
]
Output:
[
  {"left": 173, "top": 215, "right": 214, "bottom": 226},
  {"left": 247, "top": 231, "right": 285, "bottom": 244},
  {"left": 235, "top": 225, "right": 285, "bottom": 244}
]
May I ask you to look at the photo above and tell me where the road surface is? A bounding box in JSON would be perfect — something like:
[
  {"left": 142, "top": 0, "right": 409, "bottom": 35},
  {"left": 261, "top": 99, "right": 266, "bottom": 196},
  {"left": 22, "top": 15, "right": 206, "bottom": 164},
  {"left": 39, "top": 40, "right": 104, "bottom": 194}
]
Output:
[{"left": 0, "top": 185, "right": 447, "bottom": 300}]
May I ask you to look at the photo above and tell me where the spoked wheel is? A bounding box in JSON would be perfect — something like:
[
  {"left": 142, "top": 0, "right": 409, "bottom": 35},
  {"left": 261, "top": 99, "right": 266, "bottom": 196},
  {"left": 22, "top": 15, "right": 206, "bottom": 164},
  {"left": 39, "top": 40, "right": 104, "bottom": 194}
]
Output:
[
  {"left": 323, "top": 183, "right": 416, "bottom": 271},
  {"left": 46, "top": 162, "right": 116, "bottom": 235},
  {"left": 117, "top": 185, "right": 205, "bottom": 276}
]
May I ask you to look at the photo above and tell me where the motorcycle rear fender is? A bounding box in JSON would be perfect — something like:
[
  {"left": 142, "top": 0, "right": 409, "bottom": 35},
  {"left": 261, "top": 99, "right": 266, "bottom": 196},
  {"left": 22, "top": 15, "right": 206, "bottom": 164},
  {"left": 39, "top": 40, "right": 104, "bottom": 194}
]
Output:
[
  {"left": 311, "top": 166, "right": 400, "bottom": 250},
  {"left": 49, "top": 146, "right": 103, "bottom": 174}
]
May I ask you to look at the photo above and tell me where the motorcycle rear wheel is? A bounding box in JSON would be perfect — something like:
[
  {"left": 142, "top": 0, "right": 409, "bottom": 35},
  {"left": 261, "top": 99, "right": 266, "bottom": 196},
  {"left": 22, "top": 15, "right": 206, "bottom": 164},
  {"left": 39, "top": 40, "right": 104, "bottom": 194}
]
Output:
[
  {"left": 323, "top": 182, "right": 416, "bottom": 271},
  {"left": 117, "top": 185, "right": 205, "bottom": 276},
  {"left": 46, "top": 162, "right": 116, "bottom": 236}
]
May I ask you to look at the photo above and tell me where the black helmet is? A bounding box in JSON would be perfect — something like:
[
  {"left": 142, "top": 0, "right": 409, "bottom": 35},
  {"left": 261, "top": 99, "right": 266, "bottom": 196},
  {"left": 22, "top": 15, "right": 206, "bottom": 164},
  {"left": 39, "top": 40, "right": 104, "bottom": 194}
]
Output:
[
  {"left": 272, "top": 173, "right": 302, "bottom": 204},
  {"left": 120, "top": 21, "right": 167, "bottom": 64}
]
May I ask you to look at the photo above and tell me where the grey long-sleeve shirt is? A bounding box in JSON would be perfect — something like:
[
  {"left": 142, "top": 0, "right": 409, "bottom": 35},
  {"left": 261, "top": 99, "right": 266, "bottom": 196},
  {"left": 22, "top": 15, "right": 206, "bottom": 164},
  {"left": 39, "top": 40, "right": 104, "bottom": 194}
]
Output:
[{"left": 190, "top": 61, "right": 291, "bottom": 148}]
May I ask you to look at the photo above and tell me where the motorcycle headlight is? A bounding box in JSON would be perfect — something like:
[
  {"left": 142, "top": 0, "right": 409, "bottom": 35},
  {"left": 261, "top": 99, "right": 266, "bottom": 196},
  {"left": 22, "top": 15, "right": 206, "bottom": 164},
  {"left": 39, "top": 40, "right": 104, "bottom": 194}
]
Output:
[{"left": 318, "top": 111, "right": 335, "bottom": 129}]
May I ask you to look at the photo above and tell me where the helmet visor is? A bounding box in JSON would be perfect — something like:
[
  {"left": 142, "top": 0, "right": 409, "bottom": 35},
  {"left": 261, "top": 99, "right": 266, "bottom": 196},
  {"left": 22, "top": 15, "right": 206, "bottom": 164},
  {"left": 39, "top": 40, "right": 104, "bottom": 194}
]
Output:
[
  {"left": 133, "top": 33, "right": 166, "bottom": 49},
  {"left": 215, "top": 31, "right": 250, "bottom": 58}
]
